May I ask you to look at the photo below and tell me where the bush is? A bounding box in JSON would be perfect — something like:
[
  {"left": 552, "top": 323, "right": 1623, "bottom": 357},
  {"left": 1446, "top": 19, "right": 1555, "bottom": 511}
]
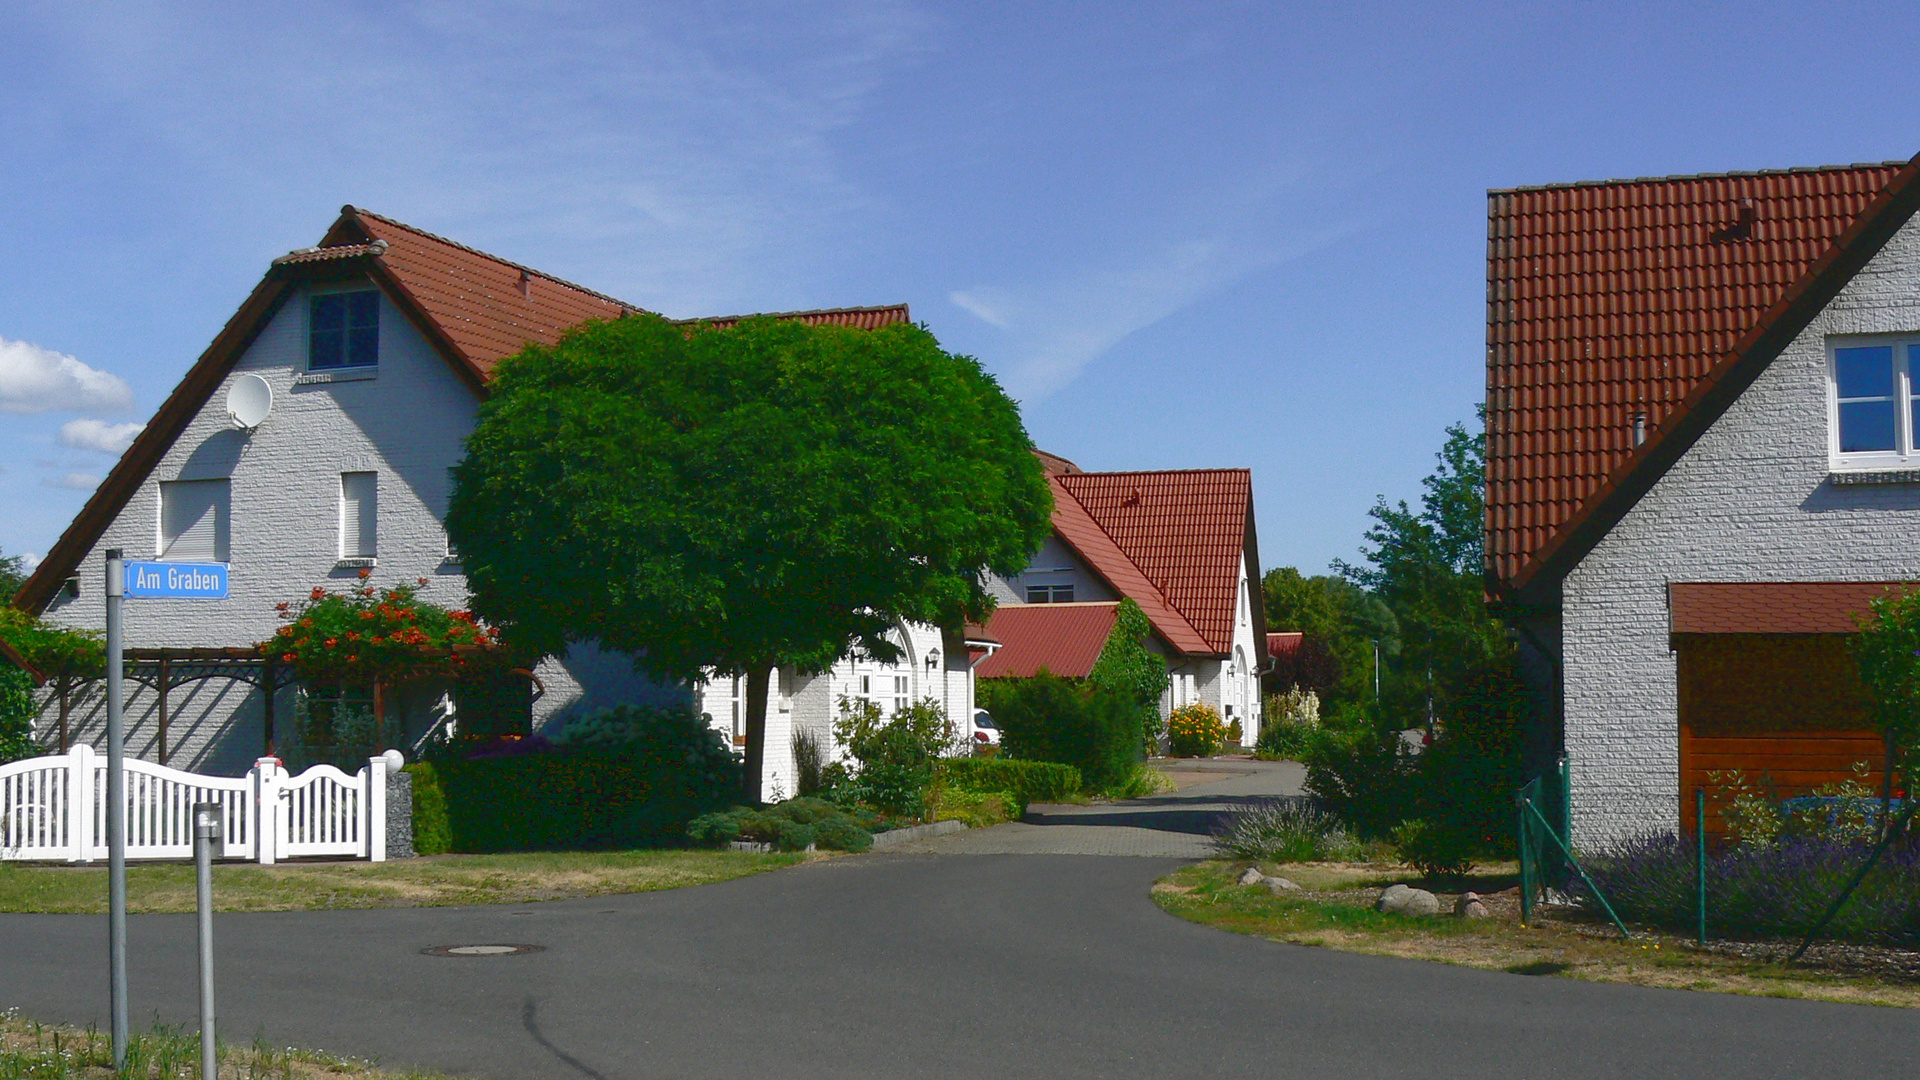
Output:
[
  {"left": 1218, "top": 799, "right": 1358, "bottom": 862},
  {"left": 402, "top": 705, "right": 738, "bottom": 852},
  {"left": 933, "top": 788, "right": 1017, "bottom": 828},
  {"left": 1394, "top": 817, "right": 1477, "bottom": 879},
  {"left": 1303, "top": 727, "right": 1415, "bottom": 839},
  {"left": 1586, "top": 833, "right": 1920, "bottom": 945},
  {"left": 1256, "top": 688, "right": 1320, "bottom": 759},
  {"left": 0, "top": 664, "right": 39, "bottom": 764},
  {"left": 1167, "top": 702, "right": 1225, "bottom": 758},
  {"left": 937, "top": 757, "right": 1082, "bottom": 811},
  {"left": 1086, "top": 599, "right": 1170, "bottom": 756},
  {"left": 686, "top": 797, "right": 876, "bottom": 853},
  {"left": 980, "top": 673, "right": 1139, "bottom": 792},
  {"left": 832, "top": 697, "right": 954, "bottom": 817}
]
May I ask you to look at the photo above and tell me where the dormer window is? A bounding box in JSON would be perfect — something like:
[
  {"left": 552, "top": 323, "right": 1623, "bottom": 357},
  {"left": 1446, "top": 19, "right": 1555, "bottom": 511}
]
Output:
[
  {"left": 309, "top": 290, "right": 379, "bottom": 370},
  {"left": 1830, "top": 339, "right": 1920, "bottom": 469}
]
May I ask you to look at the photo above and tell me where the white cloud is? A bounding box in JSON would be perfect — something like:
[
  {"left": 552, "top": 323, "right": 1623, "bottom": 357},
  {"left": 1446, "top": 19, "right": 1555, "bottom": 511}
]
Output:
[
  {"left": 0, "top": 337, "right": 135, "bottom": 414},
  {"left": 949, "top": 291, "right": 1011, "bottom": 330},
  {"left": 44, "top": 472, "right": 101, "bottom": 491},
  {"left": 19, "top": 552, "right": 41, "bottom": 574},
  {"left": 59, "top": 418, "right": 145, "bottom": 454}
]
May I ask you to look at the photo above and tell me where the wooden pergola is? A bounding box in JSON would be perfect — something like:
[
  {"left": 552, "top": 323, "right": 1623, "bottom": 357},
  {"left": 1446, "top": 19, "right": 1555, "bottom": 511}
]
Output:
[{"left": 117, "top": 648, "right": 300, "bottom": 763}]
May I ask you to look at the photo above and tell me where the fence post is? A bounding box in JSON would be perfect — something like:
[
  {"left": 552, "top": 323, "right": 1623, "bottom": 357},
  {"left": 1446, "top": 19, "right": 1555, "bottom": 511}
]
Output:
[
  {"left": 1517, "top": 789, "right": 1533, "bottom": 927},
  {"left": 69, "top": 744, "right": 95, "bottom": 863},
  {"left": 367, "top": 757, "right": 387, "bottom": 863},
  {"left": 254, "top": 757, "right": 280, "bottom": 866},
  {"left": 1695, "top": 787, "right": 1707, "bottom": 946}
]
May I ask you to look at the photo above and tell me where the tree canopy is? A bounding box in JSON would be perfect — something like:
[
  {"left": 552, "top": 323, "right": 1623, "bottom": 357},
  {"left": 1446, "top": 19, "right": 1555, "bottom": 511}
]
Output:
[{"left": 447, "top": 312, "right": 1052, "bottom": 797}]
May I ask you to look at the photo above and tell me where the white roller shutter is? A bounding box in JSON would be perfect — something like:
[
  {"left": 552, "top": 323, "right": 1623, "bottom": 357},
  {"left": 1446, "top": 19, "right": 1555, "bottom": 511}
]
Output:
[
  {"left": 340, "top": 472, "right": 378, "bottom": 557},
  {"left": 160, "top": 479, "right": 229, "bottom": 562}
]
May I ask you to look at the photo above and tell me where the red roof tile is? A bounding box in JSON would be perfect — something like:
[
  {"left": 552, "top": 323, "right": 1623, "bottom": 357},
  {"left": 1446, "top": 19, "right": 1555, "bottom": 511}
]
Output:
[
  {"left": 688, "top": 304, "right": 911, "bottom": 331},
  {"left": 1045, "top": 475, "right": 1212, "bottom": 655},
  {"left": 1487, "top": 162, "right": 1910, "bottom": 589},
  {"left": 1669, "top": 582, "right": 1918, "bottom": 635},
  {"left": 1056, "top": 470, "right": 1252, "bottom": 655},
  {"left": 975, "top": 603, "right": 1120, "bottom": 679},
  {"left": 1266, "top": 631, "right": 1302, "bottom": 661}
]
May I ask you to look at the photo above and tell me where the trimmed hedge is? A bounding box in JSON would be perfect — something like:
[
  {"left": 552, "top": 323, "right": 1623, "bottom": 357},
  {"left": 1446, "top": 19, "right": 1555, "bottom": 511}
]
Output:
[
  {"left": 404, "top": 743, "right": 737, "bottom": 853},
  {"left": 938, "top": 757, "right": 1081, "bottom": 813},
  {"left": 978, "top": 673, "right": 1138, "bottom": 791}
]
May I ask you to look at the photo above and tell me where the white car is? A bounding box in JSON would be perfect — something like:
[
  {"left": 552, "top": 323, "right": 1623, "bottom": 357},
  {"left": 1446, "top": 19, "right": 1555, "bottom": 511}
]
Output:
[{"left": 971, "top": 708, "right": 1000, "bottom": 747}]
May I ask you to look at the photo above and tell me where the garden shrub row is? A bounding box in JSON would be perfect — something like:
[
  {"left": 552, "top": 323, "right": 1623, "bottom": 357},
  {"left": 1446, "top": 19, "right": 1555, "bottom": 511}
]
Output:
[
  {"left": 687, "top": 797, "right": 881, "bottom": 853},
  {"left": 979, "top": 673, "right": 1139, "bottom": 792},
  {"left": 405, "top": 704, "right": 738, "bottom": 853},
  {"left": 937, "top": 757, "right": 1081, "bottom": 812}
]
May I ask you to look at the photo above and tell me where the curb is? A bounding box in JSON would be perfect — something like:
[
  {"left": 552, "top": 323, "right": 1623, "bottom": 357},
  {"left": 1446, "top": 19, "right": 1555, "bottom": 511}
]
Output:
[{"left": 870, "top": 820, "right": 970, "bottom": 849}]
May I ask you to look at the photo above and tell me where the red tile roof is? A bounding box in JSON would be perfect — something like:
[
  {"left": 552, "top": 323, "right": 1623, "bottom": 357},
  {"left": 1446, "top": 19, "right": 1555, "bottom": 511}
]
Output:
[
  {"left": 1266, "top": 631, "right": 1302, "bottom": 661},
  {"left": 1487, "top": 160, "right": 1920, "bottom": 592},
  {"left": 1668, "top": 582, "right": 1918, "bottom": 635},
  {"left": 1056, "top": 469, "right": 1253, "bottom": 655},
  {"left": 974, "top": 603, "right": 1121, "bottom": 679},
  {"left": 1046, "top": 475, "right": 1211, "bottom": 655},
  {"left": 688, "top": 304, "right": 911, "bottom": 332}
]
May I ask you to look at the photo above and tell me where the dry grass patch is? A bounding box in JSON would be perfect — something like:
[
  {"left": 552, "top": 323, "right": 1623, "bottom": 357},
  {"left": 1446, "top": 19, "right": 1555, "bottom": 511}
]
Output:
[
  {"left": 1154, "top": 860, "right": 1920, "bottom": 1008},
  {"left": 0, "top": 1009, "right": 454, "bottom": 1080},
  {"left": 0, "top": 850, "right": 813, "bottom": 914}
]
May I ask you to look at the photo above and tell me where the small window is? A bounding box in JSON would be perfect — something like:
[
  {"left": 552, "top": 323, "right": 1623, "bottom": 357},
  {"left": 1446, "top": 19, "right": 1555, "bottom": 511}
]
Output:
[
  {"left": 310, "top": 291, "right": 379, "bottom": 370},
  {"left": 893, "top": 675, "right": 910, "bottom": 715},
  {"left": 159, "top": 479, "right": 230, "bottom": 562},
  {"left": 1027, "top": 584, "right": 1074, "bottom": 603},
  {"left": 340, "top": 472, "right": 377, "bottom": 558},
  {"left": 1831, "top": 339, "right": 1920, "bottom": 466}
]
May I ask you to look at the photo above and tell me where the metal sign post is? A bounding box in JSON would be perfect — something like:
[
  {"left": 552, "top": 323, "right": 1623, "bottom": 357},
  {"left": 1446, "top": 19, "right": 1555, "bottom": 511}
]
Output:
[
  {"left": 193, "top": 802, "right": 223, "bottom": 1080},
  {"left": 101, "top": 552, "right": 227, "bottom": 1069},
  {"left": 104, "top": 549, "right": 129, "bottom": 1068}
]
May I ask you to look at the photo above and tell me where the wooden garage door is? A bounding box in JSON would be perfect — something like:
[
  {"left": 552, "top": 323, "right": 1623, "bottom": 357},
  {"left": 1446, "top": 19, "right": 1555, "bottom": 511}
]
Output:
[{"left": 1675, "top": 634, "right": 1885, "bottom": 838}]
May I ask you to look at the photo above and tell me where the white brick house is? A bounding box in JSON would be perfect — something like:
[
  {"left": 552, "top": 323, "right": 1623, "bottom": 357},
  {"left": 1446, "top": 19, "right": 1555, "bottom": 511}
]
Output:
[
  {"left": 12, "top": 207, "right": 969, "bottom": 794},
  {"left": 976, "top": 452, "right": 1267, "bottom": 741},
  {"left": 1485, "top": 155, "right": 1920, "bottom": 846}
]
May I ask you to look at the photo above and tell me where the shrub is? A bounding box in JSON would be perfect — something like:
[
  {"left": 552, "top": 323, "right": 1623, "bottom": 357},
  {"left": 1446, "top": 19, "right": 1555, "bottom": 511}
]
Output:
[
  {"left": 980, "top": 673, "right": 1140, "bottom": 792},
  {"left": 934, "top": 788, "right": 1016, "bottom": 828},
  {"left": 1167, "top": 703, "right": 1225, "bottom": 758},
  {"left": 1393, "top": 817, "right": 1476, "bottom": 879},
  {"left": 937, "top": 757, "right": 1081, "bottom": 813},
  {"left": 1257, "top": 688, "right": 1321, "bottom": 758},
  {"left": 401, "top": 705, "right": 738, "bottom": 852},
  {"left": 1303, "top": 726, "right": 1415, "bottom": 839},
  {"left": 686, "top": 798, "right": 876, "bottom": 853},
  {"left": 1086, "top": 599, "right": 1170, "bottom": 756},
  {"left": 1585, "top": 832, "right": 1920, "bottom": 945},
  {"left": 0, "top": 664, "right": 39, "bottom": 765},
  {"left": 832, "top": 697, "right": 955, "bottom": 817},
  {"left": 1218, "top": 799, "right": 1357, "bottom": 862},
  {"left": 792, "top": 727, "right": 827, "bottom": 797}
]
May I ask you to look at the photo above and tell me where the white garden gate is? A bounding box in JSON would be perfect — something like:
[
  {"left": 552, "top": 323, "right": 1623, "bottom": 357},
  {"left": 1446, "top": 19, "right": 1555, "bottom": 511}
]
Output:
[{"left": 0, "top": 746, "right": 389, "bottom": 863}]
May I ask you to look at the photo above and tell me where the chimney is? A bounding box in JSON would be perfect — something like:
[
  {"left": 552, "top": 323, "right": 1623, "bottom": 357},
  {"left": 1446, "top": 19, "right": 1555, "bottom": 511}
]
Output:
[{"left": 1632, "top": 411, "right": 1647, "bottom": 448}]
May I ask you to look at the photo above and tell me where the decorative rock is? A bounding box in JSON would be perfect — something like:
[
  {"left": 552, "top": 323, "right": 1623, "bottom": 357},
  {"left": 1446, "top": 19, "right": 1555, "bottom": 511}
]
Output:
[
  {"left": 1376, "top": 883, "right": 1440, "bottom": 917},
  {"left": 1239, "top": 867, "right": 1267, "bottom": 886},
  {"left": 1263, "top": 876, "right": 1301, "bottom": 894},
  {"left": 1455, "top": 891, "right": 1489, "bottom": 918}
]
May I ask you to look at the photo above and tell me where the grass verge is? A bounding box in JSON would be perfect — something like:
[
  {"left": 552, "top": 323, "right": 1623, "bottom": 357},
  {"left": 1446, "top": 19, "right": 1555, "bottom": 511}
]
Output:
[
  {"left": 1152, "top": 860, "right": 1920, "bottom": 1008},
  {"left": 0, "top": 850, "right": 812, "bottom": 914},
  {"left": 0, "top": 1009, "right": 451, "bottom": 1080}
]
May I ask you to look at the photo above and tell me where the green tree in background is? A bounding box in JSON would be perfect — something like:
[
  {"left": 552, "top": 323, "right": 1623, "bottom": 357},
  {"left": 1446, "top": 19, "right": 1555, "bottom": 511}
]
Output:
[
  {"left": 1261, "top": 567, "right": 1397, "bottom": 721},
  {"left": 0, "top": 547, "right": 26, "bottom": 603},
  {"left": 448, "top": 313, "right": 1052, "bottom": 803},
  {"left": 0, "top": 607, "right": 105, "bottom": 753},
  {"left": 1086, "top": 598, "right": 1170, "bottom": 753}
]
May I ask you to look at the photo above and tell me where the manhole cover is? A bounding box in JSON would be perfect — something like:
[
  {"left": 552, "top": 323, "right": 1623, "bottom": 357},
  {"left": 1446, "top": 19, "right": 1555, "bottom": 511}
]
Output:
[{"left": 420, "top": 944, "right": 546, "bottom": 957}]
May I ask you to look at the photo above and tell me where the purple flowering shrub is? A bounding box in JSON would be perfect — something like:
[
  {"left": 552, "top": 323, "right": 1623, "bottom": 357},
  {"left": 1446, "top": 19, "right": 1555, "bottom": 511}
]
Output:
[{"left": 1583, "top": 833, "right": 1920, "bottom": 945}]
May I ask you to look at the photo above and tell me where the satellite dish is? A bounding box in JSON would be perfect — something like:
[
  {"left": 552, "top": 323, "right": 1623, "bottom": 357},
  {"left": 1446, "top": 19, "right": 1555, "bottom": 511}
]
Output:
[{"left": 227, "top": 374, "right": 273, "bottom": 430}]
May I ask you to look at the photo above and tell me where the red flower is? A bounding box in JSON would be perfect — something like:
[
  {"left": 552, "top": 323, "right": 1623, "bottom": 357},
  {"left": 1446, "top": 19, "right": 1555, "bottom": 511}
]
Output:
[
  {"left": 417, "top": 577, "right": 429, "bottom": 586},
  {"left": 310, "top": 587, "right": 326, "bottom": 600},
  {"left": 370, "top": 635, "right": 383, "bottom": 644},
  {"left": 300, "top": 618, "right": 314, "bottom": 628},
  {"left": 276, "top": 626, "right": 293, "bottom": 637},
  {"left": 275, "top": 601, "right": 290, "bottom": 612},
  {"left": 325, "top": 638, "right": 339, "bottom": 648},
  {"left": 295, "top": 639, "right": 309, "bottom": 648},
  {"left": 346, "top": 631, "right": 360, "bottom": 642},
  {"left": 281, "top": 653, "right": 296, "bottom": 663},
  {"left": 361, "top": 587, "right": 375, "bottom": 597},
  {"left": 360, "top": 611, "right": 377, "bottom": 621},
  {"left": 357, "top": 567, "right": 371, "bottom": 580}
]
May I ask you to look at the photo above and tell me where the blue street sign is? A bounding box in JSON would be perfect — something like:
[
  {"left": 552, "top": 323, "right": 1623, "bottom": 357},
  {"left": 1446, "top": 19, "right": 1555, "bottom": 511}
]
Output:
[{"left": 123, "top": 561, "right": 229, "bottom": 600}]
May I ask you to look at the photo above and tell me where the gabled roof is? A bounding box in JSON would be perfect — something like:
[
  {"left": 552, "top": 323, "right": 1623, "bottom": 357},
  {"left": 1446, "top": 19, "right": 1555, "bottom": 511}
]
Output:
[
  {"left": 1056, "top": 469, "right": 1257, "bottom": 656},
  {"left": 1046, "top": 475, "right": 1212, "bottom": 655},
  {"left": 974, "top": 602, "right": 1124, "bottom": 679},
  {"left": 1487, "top": 154, "right": 1920, "bottom": 601},
  {"left": 13, "top": 208, "right": 910, "bottom": 613},
  {"left": 1266, "top": 631, "right": 1302, "bottom": 661}
]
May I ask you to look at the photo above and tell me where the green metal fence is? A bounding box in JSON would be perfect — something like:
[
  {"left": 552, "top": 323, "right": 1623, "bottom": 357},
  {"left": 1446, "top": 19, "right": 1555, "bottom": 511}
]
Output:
[{"left": 1516, "top": 754, "right": 1631, "bottom": 938}]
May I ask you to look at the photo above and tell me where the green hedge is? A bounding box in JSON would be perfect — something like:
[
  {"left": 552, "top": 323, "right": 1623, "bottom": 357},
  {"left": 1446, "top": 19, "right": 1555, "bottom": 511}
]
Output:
[
  {"left": 404, "top": 746, "right": 736, "bottom": 853},
  {"left": 978, "top": 673, "right": 1138, "bottom": 791},
  {"left": 938, "top": 757, "right": 1081, "bottom": 813}
]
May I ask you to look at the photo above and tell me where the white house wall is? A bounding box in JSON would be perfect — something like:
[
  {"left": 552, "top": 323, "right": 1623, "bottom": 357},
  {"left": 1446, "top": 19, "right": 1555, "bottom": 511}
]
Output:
[
  {"left": 36, "top": 280, "right": 622, "bottom": 770},
  {"left": 1563, "top": 212, "right": 1920, "bottom": 847}
]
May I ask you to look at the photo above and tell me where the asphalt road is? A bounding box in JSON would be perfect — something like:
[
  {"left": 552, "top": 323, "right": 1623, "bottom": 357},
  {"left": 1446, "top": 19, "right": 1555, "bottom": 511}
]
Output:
[{"left": 5, "top": 763, "right": 1918, "bottom": 1079}]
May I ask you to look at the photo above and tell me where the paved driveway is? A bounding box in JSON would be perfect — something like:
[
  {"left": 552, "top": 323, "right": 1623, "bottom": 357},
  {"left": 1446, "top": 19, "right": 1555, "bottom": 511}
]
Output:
[{"left": 4, "top": 762, "right": 1917, "bottom": 1079}]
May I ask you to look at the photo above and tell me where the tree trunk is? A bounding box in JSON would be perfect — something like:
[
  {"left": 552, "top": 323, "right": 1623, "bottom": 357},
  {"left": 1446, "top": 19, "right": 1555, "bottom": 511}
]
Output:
[{"left": 742, "top": 664, "right": 773, "bottom": 806}]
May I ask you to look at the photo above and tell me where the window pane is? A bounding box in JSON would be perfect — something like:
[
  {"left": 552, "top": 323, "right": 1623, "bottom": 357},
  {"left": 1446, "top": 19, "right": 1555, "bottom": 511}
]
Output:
[
  {"left": 340, "top": 471, "right": 378, "bottom": 557},
  {"left": 160, "top": 479, "right": 230, "bottom": 562},
  {"left": 310, "top": 294, "right": 344, "bottom": 331},
  {"left": 1836, "top": 346, "right": 1894, "bottom": 399},
  {"left": 346, "top": 326, "right": 378, "bottom": 367},
  {"left": 309, "top": 330, "right": 344, "bottom": 370},
  {"left": 347, "top": 291, "right": 379, "bottom": 329},
  {"left": 1027, "top": 586, "right": 1050, "bottom": 603},
  {"left": 1839, "top": 400, "right": 1897, "bottom": 452}
]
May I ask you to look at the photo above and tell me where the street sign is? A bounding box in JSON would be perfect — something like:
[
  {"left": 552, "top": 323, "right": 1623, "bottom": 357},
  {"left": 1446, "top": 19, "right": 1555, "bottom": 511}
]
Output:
[{"left": 123, "top": 561, "right": 229, "bottom": 600}]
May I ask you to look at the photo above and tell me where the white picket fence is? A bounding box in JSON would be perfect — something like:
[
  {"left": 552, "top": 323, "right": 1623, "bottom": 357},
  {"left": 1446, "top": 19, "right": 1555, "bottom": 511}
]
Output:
[{"left": 0, "top": 746, "right": 388, "bottom": 863}]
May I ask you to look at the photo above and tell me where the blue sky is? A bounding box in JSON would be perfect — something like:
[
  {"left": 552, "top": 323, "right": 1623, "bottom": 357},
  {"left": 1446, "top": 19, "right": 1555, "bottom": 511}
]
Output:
[{"left": 3, "top": 1, "right": 1917, "bottom": 581}]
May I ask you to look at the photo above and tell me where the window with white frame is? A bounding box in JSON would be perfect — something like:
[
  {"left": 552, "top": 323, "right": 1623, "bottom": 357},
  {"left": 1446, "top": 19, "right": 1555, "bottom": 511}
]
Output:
[
  {"left": 339, "top": 472, "right": 378, "bottom": 558},
  {"left": 309, "top": 290, "right": 379, "bottom": 370},
  {"left": 892, "top": 674, "right": 910, "bottom": 714},
  {"left": 159, "top": 479, "right": 230, "bottom": 562},
  {"left": 1830, "top": 339, "right": 1920, "bottom": 467}
]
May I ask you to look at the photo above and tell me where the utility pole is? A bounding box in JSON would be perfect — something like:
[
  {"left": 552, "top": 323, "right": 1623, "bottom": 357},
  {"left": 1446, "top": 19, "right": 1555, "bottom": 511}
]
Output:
[{"left": 104, "top": 549, "right": 129, "bottom": 1068}]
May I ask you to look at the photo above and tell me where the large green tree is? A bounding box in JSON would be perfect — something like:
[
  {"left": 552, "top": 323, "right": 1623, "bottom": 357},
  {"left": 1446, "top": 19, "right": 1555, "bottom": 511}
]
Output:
[
  {"left": 0, "top": 547, "right": 26, "bottom": 603},
  {"left": 447, "top": 313, "right": 1052, "bottom": 801},
  {"left": 1261, "top": 567, "right": 1397, "bottom": 719}
]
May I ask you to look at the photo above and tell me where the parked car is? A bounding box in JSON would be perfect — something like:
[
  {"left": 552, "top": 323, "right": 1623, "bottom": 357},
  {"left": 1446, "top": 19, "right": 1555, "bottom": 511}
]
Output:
[{"left": 971, "top": 708, "right": 1000, "bottom": 746}]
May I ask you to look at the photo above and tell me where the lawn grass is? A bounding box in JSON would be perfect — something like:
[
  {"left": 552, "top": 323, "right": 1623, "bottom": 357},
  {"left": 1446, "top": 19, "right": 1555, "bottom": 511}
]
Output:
[
  {"left": 0, "top": 1009, "right": 452, "bottom": 1080},
  {"left": 1153, "top": 860, "right": 1920, "bottom": 1008},
  {"left": 0, "top": 850, "right": 813, "bottom": 914}
]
